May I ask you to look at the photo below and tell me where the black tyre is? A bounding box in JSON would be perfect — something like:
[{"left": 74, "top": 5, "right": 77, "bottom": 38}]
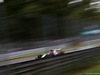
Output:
[
  {"left": 58, "top": 51, "right": 64, "bottom": 55},
  {"left": 36, "top": 54, "right": 42, "bottom": 59}
]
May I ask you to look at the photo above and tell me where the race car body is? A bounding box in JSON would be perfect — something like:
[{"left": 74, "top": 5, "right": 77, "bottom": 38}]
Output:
[{"left": 36, "top": 48, "right": 64, "bottom": 59}]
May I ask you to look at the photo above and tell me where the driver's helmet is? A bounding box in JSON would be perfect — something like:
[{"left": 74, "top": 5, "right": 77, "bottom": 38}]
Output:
[{"left": 48, "top": 49, "right": 53, "bottom": 53}]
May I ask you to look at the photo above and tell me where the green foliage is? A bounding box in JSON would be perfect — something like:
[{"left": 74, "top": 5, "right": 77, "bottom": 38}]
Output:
[
  {"left": 5, "top": 0, "right": 100, "bottom": 18},
  {"left": 3, "top": 0, "right": 100, "bottom": 42}
]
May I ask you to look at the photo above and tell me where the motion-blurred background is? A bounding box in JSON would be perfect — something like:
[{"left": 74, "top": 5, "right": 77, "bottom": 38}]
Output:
[
  {"left": 0, "top": 0, "right": 100, "bottom": 75},
  {"left": 0, "top": 0, "right": 100, "bottom": 53}
]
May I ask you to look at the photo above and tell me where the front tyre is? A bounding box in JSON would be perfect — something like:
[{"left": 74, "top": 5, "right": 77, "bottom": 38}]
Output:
[{"left": 36, "top": 54, "right": 42, "bottom": 59}]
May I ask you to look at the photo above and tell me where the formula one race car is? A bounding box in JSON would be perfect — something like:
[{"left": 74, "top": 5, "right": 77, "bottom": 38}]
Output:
[{"left": 36, "top": 48, "right": 64, "bottom": 59}]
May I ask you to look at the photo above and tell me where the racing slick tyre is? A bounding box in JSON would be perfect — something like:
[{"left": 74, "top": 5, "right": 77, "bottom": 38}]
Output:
[
  {"left": 58, "top": 51, "right": 64, "bottom": 55},
  {"left": 36, "top": 54, "right": 42, "bottom": 59}
]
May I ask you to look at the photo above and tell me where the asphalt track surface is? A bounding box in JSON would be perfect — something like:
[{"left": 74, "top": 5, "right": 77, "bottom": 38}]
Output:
[
  {"left": 0, "top": 43, "right": 100, "bottom": 66},
  {"left": 0, "top": 39, "right": 100, "bottom": 62},
  {"left": 0, "top": 43, "right": 70, "bottom": 61}
]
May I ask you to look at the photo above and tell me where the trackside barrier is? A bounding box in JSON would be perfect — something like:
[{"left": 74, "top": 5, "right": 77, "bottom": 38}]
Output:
[{"left": 0, "top": 47, "right": 100, "bottom": 75}]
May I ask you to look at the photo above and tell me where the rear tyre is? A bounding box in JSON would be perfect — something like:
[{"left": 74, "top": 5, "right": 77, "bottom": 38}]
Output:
[{"left": 58, "top": 51, "right": 64, "bottom": 55}]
